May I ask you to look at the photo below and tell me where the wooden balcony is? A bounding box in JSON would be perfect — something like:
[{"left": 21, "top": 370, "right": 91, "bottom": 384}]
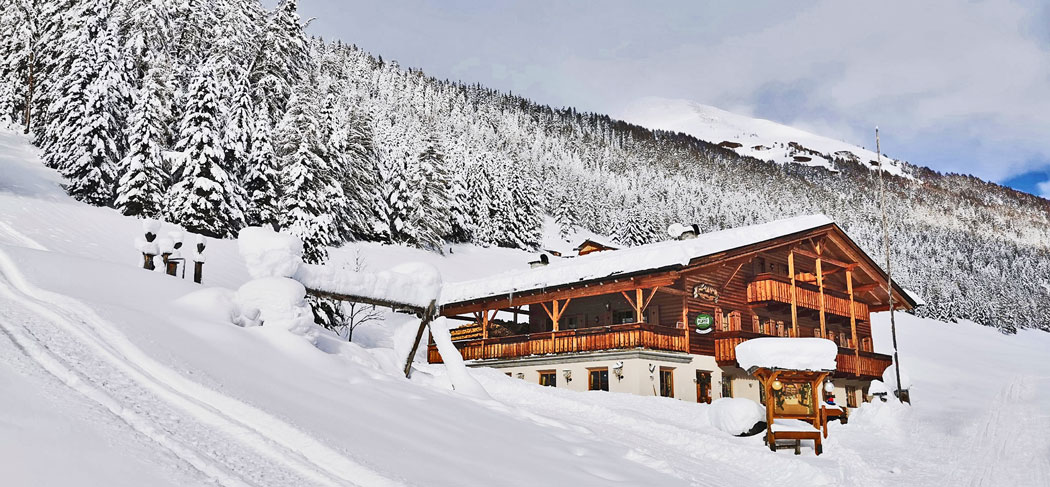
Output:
[
  {"left": 428, "top": 323, "right": 688, "bottom": 363},
  {"left": 747, "top": 276, "right": 869, "bottom": 319},
  {"left": 713, "top": 331, "right": 890, "bottom": 379}
]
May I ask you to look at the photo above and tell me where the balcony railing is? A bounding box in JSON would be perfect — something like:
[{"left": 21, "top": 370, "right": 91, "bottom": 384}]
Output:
[
  {"left": 747, "top": 276, "right": 869, "bottom": 319},
  {"left": 713, "top": 331, "right": 890, "bottom": 379},
  {"left": 428, "top": 322, "right": 688, "bottom": 363}
]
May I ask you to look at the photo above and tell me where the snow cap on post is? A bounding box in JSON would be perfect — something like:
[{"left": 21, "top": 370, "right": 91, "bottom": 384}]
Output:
[
  {"left": 237, "top": 226, "right": 304, "bottom": 279},
  {"left": 142, "top": 219, "right": 161, "bottom": 234},
  {"left": 735, "top": 337, "right": 838, "bottom": 372}
]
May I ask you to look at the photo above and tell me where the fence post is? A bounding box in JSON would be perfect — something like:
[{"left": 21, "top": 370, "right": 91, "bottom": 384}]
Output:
[{"left": 192, "top": 236, "right": 206, "bottom": 284}]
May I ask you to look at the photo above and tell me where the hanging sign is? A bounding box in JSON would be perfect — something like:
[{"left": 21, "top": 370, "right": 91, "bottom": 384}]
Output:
[
  {"left": 693, "top": 283, "right": 719, "bottom": 303},
  {"left": 695, "top": 313, "right": 714, "bottom": 334}
]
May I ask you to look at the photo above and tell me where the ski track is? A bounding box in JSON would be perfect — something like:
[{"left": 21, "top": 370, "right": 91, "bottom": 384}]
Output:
[{"left": 0, "top": 248, "right": 402, "bottom": 487}]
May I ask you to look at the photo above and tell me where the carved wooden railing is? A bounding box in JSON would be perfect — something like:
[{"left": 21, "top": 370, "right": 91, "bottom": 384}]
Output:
[
  {"left": 747, "top": 276, "right": 869, "bottom": 320},
  {"left": 712, "top": 332, "right": 890, "bottom": 379},
  {"left": 428, "top": 323, "right": 688, "bottom": 363}
]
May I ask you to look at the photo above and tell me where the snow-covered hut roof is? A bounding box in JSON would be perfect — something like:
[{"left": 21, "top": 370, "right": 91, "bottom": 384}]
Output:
[
  {"left": 735, "top": 338, "right": 838, "bottom": 372},
  {"left": 440, "top": 214, "right": 834, "bottom": 306}
]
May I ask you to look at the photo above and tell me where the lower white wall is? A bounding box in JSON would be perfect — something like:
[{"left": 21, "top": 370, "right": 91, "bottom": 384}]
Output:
[{"left": 468, "top": 352, "right": 870, "bottom": 410}]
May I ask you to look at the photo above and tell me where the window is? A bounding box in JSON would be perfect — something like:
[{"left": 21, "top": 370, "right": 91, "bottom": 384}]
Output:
[
  {"left": 759, "top": 381, "right": 767, "bottom": 404},
  {"left": 588, "top": 368, "right": 609, "bottom": 391},
  {"left": 721, "top": 375, "right": 733, "bottom": 398},
  {"left": 612, "top": 310, "right": 634, "bottom": 324},
  {"left": 539, "top": 370, "right": 556, "bottom": 387},
  {"left": 846, "top": 386, "right": 858, "bottom": 408},
  {"left": 659, "top": 367, "right": 675, "bottom": 398}
]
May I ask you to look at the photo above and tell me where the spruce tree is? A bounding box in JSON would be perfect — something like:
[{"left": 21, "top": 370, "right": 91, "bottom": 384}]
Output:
[
  {"left": 275, "top": 90, "right": 334, "bottom": 263},
  {"left": 243, "top": 106, "right": 281, "bottom": 229},
  {"left": 115, "top": 56, "right": 171, "bottom": 217},
  {"left": 166, "top": 61, "right": 244, "bottom": 237}
]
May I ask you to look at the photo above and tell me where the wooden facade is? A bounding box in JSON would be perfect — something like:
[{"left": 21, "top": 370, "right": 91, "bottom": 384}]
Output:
[{"left": 430, "top": 222, "right": 915, "bottom": 382}]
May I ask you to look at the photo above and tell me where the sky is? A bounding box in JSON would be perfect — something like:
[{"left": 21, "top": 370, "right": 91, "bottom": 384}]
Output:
[{"left": 284, "top": 0, "right": 1050, "bottom": 198}]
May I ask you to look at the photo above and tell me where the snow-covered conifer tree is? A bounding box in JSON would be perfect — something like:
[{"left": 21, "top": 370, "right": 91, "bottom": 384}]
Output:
[
  {"left": 166, "top": 61, "right": 245, "bottom": 237},
  {"left": 243, "top": 106, "right": 281, "bottom": 229},
  {"left": 115, "top": 55, "right": 172, "bottom": 217}
]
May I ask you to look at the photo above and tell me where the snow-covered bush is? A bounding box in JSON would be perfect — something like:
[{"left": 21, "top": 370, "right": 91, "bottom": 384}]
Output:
[
  {"left": 237, "top": 226, "right": 304, "bottom": 279},
  {"left": 708, "top": 398, "right": 766, "bottom": 436},
  {"left": 237, "top": 277, "right": 313, "bottom": 335}
]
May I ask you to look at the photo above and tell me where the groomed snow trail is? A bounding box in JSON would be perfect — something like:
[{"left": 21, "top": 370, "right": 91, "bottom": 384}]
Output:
[{"left": 0, "top": 248, "right": 402, "bottom": 487}]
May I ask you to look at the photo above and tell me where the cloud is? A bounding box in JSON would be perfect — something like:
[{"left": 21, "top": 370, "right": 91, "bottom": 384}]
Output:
[{"left": 1038, "top": 180, "right": 1050, "bottom": 199}]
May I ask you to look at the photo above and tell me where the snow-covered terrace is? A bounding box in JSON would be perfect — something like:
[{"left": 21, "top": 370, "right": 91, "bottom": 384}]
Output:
[{"left": 440, "top": 214, "right": 835, "bottom": 306}]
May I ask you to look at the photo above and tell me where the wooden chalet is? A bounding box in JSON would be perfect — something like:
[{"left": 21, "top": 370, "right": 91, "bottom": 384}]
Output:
[{"left": 430, "top": 215, "right": 917, "bottom": 407}]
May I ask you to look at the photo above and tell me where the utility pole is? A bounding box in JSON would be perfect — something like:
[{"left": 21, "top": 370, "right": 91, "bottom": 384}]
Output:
[{"left": 875, "top": 127, "right": 904, "bottom": 402}]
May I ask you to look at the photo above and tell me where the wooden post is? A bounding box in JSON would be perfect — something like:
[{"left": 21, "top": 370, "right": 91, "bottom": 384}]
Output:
[
  {"left": 404, "top": 300, "right": 437, "bottom": 378},
  {"left": 482, "top": 308, "right": 490, "bottom": 339},
  {"left": 552, "top": 300, "right": 560, "bottom": 331},
  {"left": 816, "top": 256, "right": 826, "bottom": 338},
  {"left": 635, "top": 288, "right": 643, "bottom": 323},
  {"left": 788, "top": 251, "right": 798, "bottom": 337},
  {"left": 847, "top": 269, "right": 858, "bottom": 354},
  {"left": 192, "top": 241, "right": 205, "bottom": 284},
  {"left": 681, "top": 295, "right": 690, "bottom": 351}
]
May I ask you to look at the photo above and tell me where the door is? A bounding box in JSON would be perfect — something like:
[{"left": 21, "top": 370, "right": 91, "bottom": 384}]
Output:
[{"left": 696, "top": 371, "right": 712, "bottom": 404}]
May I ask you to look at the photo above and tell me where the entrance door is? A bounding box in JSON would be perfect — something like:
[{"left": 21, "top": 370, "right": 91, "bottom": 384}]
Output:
[{"left": 696, "top": 371, "right": 712, "bottom": 404}]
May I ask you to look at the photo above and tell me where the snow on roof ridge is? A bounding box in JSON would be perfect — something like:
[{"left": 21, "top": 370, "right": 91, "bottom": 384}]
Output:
[{"left": 440, "top": 214, "right": 834, "bottom": 305}]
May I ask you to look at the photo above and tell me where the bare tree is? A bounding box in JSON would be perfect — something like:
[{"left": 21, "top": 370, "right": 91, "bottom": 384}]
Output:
[{"left": 333, "top": 251, "right": 383, "bottom": 342}]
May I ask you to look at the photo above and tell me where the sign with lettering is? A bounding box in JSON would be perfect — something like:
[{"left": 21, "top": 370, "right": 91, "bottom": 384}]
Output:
[
  {"left": 695, "top": 313, "right": 714, "bottom": 334},
  {"left": 693, "top": 283, "right": 719, "bottom": 303}
]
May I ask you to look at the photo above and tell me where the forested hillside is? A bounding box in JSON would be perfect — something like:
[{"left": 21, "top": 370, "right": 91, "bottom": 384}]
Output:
[{"left": 2, "top": 0, "right": 1048, "bottom": 331}]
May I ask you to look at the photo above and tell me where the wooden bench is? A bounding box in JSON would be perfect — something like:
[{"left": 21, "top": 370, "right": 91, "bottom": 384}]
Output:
[{"left": 766, "top": 419, "right": 823, "bottom": 455}]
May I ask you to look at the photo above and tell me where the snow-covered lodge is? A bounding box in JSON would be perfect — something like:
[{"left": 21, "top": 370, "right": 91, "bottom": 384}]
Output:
[{"left": 431, "top": 215, "right": 917, "bottom": 409}]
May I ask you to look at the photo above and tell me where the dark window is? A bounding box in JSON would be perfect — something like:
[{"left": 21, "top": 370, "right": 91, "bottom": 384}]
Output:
[
  {"left": 659, "top": 368, "right": 674, "bottom": 398},
  {"left": 539, "top": 370, "right": 556, "bottom": 387},
  {"left": 696, "top": 371, "right": 712, "bottom": 403},
  {"left": 612, "top": 310, "right": 634, "bottom": 324},
  {"left": 846, "top": 386, "right": 858, "bottom": 408},
  {"left": 721, "top": 375, "right": 733, "bottom": 398},
  {"left": 588, "top": 368, "right": 609, "bottom": 391}
]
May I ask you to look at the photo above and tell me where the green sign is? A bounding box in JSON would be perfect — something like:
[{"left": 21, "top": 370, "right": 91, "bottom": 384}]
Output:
[{"left": 695, "top": 313, "right": 713, "bottom": 333}]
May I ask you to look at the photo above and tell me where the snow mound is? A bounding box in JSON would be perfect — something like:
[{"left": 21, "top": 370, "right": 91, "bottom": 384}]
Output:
[
  {"left": 428, "top": 317, "right": 490, "bottom": 399},
  {"left": 882, "top": 363, "right": 913, "bottom": 390},
  {"left": 236, "top": 277, "right": 313, "bottom": 334},
  {"left": 708, "top": 398, "right": 766, "bottom": 436},
  {"left": 237, "top": 226, "right": 304, "bottom": 279},
  {"left": 295, "top": 261, "right": 441, "bottom": 309},
  {"left": 735, "top": 337, "right": 838, "bottom": 371}
]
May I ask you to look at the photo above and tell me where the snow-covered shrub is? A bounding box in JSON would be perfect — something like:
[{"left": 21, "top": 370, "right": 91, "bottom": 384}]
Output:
[
  {"left": 236, "top": 277, "right": 313, "bottom": 335},
  {"left": 237, "top": 226, "right": 304, "bottom": 279},
  {"left": 708, "top": 398, "right": 766, "bottom": 436}
]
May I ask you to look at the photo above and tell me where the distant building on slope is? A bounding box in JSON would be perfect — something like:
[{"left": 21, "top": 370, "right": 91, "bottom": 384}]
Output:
[{"left": 430, "top": 215, "right": 917, "bottom": 410}]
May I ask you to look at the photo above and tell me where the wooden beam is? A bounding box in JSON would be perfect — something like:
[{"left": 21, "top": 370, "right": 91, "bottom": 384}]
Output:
[
  {"left": 791, "top": 247, "right": 853, "bottom": 270},
  {"left": 441, "top": 273, "right": 678, "bottom": 316},
  {"left": 788, "top": 250, "right": 798, "bottom": 337},
  {"left": 816, "top": 256, "right": 826, "bottom": 338},
  {"left": 847, "top": 269, "right": 859, "bottom": 355},
  {"left": 719, "top": 261, "right": 746, "bottom": 292},
  {"left": 634, "top": 288, "right": 644, "bottom": 322},
  {"left": 657, "top": 286, "right": 689, "bottom": 296}
]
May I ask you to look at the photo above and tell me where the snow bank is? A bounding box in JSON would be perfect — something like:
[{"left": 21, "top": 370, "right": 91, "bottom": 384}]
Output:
[
  {"left": 294, "top": 261, "right": 441, "bottom": 309},
  {"left": 708, "top": 398, "right": 765, "bottom": 436},
  {"left": 428, "top": 317, "right": 490, "bottom": 399},
  {"left": 236, "top": 277, "right": 313, "bottom": 334},
  {"left": 442, "top": 214, "right": 832, "bottom": 304},
  {"left": 175, "top": 288, "right": 261, "bottom": 328},
  {"left": 735, "top": 337, "right": 837, "bottom": 371},
  {"left": 882, "top": 363, "right": 913, "bottom": 391},
  {"left": 237, "top": 227, "right": 303, "bottom": 279}
]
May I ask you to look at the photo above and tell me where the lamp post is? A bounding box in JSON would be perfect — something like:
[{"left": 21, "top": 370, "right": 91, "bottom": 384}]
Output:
[{"left": 875, "top": 127, "right": 904, "bottom": 402}]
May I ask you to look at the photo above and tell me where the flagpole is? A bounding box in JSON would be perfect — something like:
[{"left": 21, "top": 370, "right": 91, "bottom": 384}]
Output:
[{"left": 875, "top": 127, "right": 904, "bottom": 402}]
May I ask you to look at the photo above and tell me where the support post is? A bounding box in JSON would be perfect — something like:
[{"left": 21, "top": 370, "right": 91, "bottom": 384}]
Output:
[
  {"left": 482, "top": 308, "right": 490, "bottom": 339},
  {"left": 404, "top": 300, "right": 437, "bottom": 378},
  {"left": 788, "top": 250, "right": 798, "bottom": 337},
  {"left": 816, "top": 256, "right": 826, "bottom": 338},
  {"left": 635, "top": 288, "right": 643, "bottom": 323},
  {"left": 847, "top": 269, "right": 858, "bottom": 354}
]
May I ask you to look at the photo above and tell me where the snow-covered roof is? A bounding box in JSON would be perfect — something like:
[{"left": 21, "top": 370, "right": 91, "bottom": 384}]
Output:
[
  {"left": 734, "top": 338, "right": 838, "bottom": 372},
  {"left": 440, "top": 214, "right": 834, "bottom": 305}
]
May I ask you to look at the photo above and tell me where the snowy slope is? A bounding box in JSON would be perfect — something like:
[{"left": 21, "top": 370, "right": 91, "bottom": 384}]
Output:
[
  {"left": 620, "top": 97, "right": 911, "bottom": 178},
  {"left": 1, "top": 127, "right": 1048, "bottom": 486}
]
